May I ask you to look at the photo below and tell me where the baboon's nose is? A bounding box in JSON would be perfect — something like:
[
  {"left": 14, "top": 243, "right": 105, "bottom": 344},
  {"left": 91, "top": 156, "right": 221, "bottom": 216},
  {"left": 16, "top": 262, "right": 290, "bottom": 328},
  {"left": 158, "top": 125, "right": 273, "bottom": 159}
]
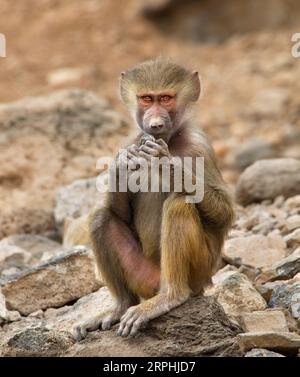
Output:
[{"left": 150, "top": 123, "right": 164, "bottom": 129}]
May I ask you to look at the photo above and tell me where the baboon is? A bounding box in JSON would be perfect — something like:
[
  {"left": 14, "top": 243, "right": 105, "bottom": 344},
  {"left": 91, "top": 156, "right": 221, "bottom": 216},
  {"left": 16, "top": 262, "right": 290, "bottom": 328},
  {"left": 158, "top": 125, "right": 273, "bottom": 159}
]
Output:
[{"left": 74, "top": 58, "right": 234, "bottom": 339}]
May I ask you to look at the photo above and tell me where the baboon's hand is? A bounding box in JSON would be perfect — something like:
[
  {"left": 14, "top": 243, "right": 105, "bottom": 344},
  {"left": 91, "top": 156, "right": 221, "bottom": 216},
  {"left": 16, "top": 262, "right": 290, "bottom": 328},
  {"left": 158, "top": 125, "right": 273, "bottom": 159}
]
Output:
[
  {"left": 138, "top": 138, "right": 170, "bottom": 160},
  {"left": 117, "top": 144, "right": 141, "bottom": 171}
]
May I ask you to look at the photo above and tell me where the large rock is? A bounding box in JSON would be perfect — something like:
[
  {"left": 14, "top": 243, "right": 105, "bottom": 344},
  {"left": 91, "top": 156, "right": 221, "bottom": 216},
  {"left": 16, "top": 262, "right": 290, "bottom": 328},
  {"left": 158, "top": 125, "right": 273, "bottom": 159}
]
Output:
[
  {"left": 0, "top": 327, "right": 74, "bottom": 357},
  {"left": 0, "top": 209, "right": 56, "bottom": 241},
  {"left": 0, "top": 90, "right": 128, "bottom": 236},
  {"left": 232, "top": 139, "right": 275, "bottom": 171},
  {"left": 67, "top": 295, "right": 242, "bottom": 357},
  {"left": 269, "top": 283, "right": 300, "bottom": 319},
  {"left": 214, "top": 272, "right": 267, "bottom": 317},
  {"left": 54, "top": 177, "right": 105, "bottom": 227},
  {"left": 1, "top": 247, "right": 100, "bottom": 315},
  {"left": 223, "top": 234, "right": 286, "bottom": 269},
  {"left": 236, "top": 159, "right": 300, "bottom": 206},
  {"left": 238, "top": 332, "right": 300, "bottom": 355}
]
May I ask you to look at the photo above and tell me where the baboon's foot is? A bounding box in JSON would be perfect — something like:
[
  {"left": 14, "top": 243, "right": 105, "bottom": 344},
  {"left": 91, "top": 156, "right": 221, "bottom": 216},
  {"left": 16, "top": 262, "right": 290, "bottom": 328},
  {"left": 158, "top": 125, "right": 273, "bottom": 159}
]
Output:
[{"left": 72, "top": 305, "right": 129, "bottom": 341}]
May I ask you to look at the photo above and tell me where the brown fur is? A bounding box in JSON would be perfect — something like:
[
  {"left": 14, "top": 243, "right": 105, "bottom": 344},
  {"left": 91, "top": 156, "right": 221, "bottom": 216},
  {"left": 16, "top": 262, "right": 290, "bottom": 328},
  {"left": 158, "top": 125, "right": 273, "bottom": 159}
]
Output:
[{"left": 85, "top": 58, "right": 234, "bottom": 338}]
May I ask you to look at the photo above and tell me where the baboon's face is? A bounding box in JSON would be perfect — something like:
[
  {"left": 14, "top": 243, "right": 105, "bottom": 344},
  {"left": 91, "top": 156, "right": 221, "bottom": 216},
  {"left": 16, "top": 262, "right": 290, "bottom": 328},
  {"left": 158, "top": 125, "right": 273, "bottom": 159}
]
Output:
[{"left": 135, "top": 91, "right": 180, "bottom": 139}]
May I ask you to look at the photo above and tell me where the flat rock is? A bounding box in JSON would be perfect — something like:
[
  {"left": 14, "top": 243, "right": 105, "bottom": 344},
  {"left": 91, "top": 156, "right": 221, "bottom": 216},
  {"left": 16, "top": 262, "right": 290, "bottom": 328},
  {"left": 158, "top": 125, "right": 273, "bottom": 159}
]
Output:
[
  {"left": 214, "top": 272, "right": 267, "bottom": 317},
  {"left": 255, "top": 252, "right": 300, "bottom": 284},
  {"left": 223, "top": 234, "right": 286, "bottom": 269},
  {"left": 1, "top": 247, "right": 100, "bottom": 315},
  {"left": 245, "top": 348, "right": 285, "bottom": 357},
  {"left": 67, "top": 295, "right": 242, "bottom": 357},
  {"left": 236, "top": 159, "right": 300, "bottom": 206},
  {"left": 45, "top": 287, "right": 114, "bottom": 334},
  {"left": 238, "top": 332, "right": 300, "bottom": 355},
  {"left": 269, "top": 282, "right": 300, "bottom": 319},
  {"left": 237, "top": 310, "right": 288, "bottom": 333},
  {"left": 0, "top": 327, "right": 74, "bottom": 357}
]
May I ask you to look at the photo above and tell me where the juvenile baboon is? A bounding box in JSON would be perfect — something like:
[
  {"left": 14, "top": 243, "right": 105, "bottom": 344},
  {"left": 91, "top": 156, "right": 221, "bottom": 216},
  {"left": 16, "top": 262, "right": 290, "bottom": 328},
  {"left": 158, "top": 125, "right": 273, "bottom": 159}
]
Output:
[{"left": 75, "top": 58, "right": 234, "bottom": 339}]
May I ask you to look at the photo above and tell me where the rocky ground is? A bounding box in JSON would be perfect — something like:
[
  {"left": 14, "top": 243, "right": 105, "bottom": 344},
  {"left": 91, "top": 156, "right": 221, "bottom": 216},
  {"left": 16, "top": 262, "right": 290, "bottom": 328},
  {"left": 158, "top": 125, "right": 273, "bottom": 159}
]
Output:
[{"left": 0, "top": 0, "right": 300, "bottom": 357}]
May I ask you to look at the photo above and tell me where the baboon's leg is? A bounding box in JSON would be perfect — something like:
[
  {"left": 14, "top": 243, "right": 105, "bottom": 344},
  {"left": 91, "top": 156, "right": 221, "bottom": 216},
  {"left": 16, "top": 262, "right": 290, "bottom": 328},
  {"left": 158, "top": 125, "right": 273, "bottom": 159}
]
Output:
[{"left": 117, "top": 194, "right": 213, "bottom": 337}]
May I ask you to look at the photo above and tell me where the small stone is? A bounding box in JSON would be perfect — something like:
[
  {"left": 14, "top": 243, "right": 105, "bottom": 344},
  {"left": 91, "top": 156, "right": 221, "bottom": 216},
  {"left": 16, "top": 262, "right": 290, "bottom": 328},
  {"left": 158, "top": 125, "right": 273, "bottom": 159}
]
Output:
[
  {"left": 269, "top": 283, "right": 300, "bottom": 319},
  {"left": 255, "top": 252, "right": 300, "bottom": 284},
  {"left": 238, "top": 332, "right": 300, "bottom": 355},
  {"left": 28, "top": 310, "right": 44, "bottom": 319},
  {"left": 245, "top": 348, "right": 285, "bottom": 357},
  {"left": 0, "top": 245, "right": 31, "bottom": 273},
  {"left": 0, "top": 290, "right": 8, "bottom": 322},
  {"left": 284, "top": 228, "right": 300, "bottom": 248},
  {"left": 215, "top": 272, "right": 267, "bottom": 317}
]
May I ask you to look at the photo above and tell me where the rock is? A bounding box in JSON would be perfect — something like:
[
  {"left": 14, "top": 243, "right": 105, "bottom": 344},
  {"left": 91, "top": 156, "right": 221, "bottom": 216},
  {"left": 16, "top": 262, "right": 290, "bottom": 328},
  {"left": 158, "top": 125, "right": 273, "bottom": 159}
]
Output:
[
  {"left": 0, "top": 90, "right": 128, "bottom": 238},
  {"left": 1, "top": 247, "right": 100, "bottom": 315},
  {"left": 245, "top": 348, "right": 285, "bottom": 357},
  {"left": 237, "top": 332, "right": 300, "bottom": 355},
  {"left": 0, "top": 327, "right": 74, "bottom": 357},
  {"left": 45, "top": 287, "right": 114, "bottom": 334},
  {"left": 214, "top": 272, "right": 267, "bottom": 317},
  {"left": 233, "top": 139, "right": 275, "bottom": 171},
  {"left": 0, "top": 234, "right": 61, "bottom": 260},
  {"left": 269, "top": 283, "right": 300, "bottom": 319},
  {"left": 237, "top": 310, "right": 288, "bottom": 333},
  {"left": 285, "top": 195, "right": 300, "bottom": 213},
  {"left": 47, "top": 67, "right": 92, "bottom": 86},
  {"left": 255, "top": 252, "right": 300, "bottom": 284},
  {"left": 284, "top": 228, "right": 300, "bottom": 248},
  {"left": 223, "top": 234, "right": 286, "bottom": 269},
  {"left": 286, "top": 215, "right": 300, "bottom": 231},
  {"left": 247, "top": 88, "right": 289, "bottom": 119},
  {"left": 0, "top": 290, "right": 8, "bottom": 323},
  {"left": 0, "top": 244, "right": 31, "bottom": 274},
  {"left": 54, "top": 177, "right": 105, "bottom": 227},
  {"left": 67, "top": 295, "right": 242, "bottom": 357},
  {"left": 236, "top": 159, "right": 300, "bottom": 206},
  {"left": 255, "top": 281, "right": 287, "bottom": 302},
  {"left": 0, "top": 209, "right": 56, "bottom": 241},
  {"left": 63, "top": 214, "right": 91, "bottom": 248}
]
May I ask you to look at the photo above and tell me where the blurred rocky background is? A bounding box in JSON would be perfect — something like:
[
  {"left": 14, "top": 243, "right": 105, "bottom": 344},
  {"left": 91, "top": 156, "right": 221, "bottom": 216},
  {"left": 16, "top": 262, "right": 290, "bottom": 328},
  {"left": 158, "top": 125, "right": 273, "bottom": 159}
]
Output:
[{"left": 0, "top": 0, "right": 300, "bottom": 357}]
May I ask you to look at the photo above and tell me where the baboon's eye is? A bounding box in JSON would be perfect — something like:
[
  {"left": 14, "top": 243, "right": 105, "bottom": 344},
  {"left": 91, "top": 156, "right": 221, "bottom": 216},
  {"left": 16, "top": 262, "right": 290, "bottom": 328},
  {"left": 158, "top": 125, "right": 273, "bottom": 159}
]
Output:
[
  {"left": 140, "top": 96, "right": 153, "bottom": 104},
  {"left": 160, "top": 95, "right": 172, "bottom": 103}
]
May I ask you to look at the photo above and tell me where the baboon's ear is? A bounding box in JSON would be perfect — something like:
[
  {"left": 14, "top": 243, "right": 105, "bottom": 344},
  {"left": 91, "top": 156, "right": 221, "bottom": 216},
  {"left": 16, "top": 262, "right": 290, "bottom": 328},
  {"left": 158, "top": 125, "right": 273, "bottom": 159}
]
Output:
[
  {"left": 190, "top": 71, "right": 201, "bottom": 101},
  {"left": 120, "top": 71, "right": 126, "bottom": 78}
]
